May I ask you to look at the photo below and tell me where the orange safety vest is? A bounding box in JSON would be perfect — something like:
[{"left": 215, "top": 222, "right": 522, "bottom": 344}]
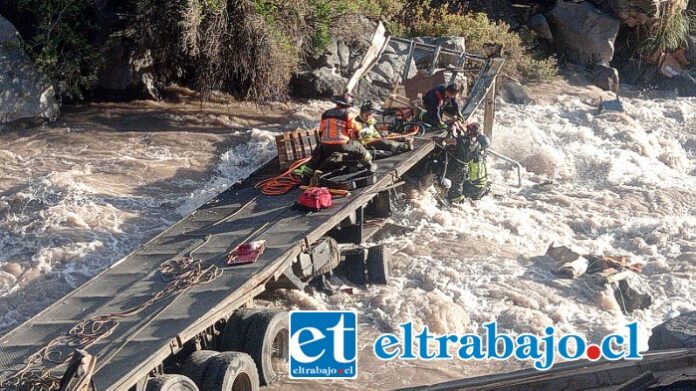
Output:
[{"left": 319, "top": 108, "right": 357, "bottom": 145}]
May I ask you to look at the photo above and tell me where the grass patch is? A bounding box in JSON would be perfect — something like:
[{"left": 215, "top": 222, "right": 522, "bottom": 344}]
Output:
[{"left": 637, "top": 1, "right": 693, "bottom": 55}]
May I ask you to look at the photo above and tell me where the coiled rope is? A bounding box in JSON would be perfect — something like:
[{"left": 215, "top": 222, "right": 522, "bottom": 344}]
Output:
[
  {"left": 1, "top": 256, "right": 222, "bottom": 391},
  {"left": 254, "top": 157, "right": 310, "bottom": 196}
]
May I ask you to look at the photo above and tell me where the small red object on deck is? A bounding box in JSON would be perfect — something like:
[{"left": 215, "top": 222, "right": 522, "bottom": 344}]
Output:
[{"left": 227, "top": 240, "right": 266, "bottom": 265}]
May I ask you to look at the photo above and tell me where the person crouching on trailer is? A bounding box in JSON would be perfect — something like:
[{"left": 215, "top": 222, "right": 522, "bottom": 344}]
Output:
[
  {"left": 356, "top": 101, "right": 413, "bottom": 155},
  {"left": 448, "top": 122, "right": 491, "bottom": 202},
  {"left": 419, "top": 83, "right": 463, "bottom": 129},
  {"left": 307, "top": 93, "right": 377, "bottom": 172}
]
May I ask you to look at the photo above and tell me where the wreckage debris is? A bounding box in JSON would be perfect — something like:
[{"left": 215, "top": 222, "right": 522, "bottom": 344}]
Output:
[{"left": 546, "top": 243, "right": 651, "bottom": 314}]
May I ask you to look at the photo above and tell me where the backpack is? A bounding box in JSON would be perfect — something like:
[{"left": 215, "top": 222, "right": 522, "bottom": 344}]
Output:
[{"left": 298, "top": 187, "right": 333, "bottom": 211}]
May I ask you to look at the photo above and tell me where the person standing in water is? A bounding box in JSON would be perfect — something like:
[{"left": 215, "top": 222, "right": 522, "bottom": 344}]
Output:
[{"left": 448, "top": 122, "right": 491, "bottom": 202}]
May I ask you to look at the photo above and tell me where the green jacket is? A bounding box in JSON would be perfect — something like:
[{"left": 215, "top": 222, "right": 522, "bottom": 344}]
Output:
[{"left": 355, "top": 117, "right": 381, "bottom": 144}]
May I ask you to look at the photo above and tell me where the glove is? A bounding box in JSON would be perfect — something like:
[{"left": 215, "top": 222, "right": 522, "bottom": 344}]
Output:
[{"left": 440, "top": 178, "right": 452, "bottom": 190}]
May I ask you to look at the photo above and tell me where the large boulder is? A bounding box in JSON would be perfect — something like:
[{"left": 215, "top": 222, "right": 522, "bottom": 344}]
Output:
[
  {"left": 499, "top": 80, "right": 535, "bottom": 104},
  {"left": 686, "top": 34, "right": 696, "bottom": 65},
  {"left": 290, "top": 67, "right": 347, "bottom": 99},
  {"left": 591, "top": 63, "right": 620, "bottom": 92},
  {"left": 607, "top": 0, "right": 660, "bottom": 27},
  {"left": 96, "top": 45, "right": 161, "bottom": 100},
  {"left": 612, "top": 273, "right": 652, "bottom": 314},
  {"left": 649, "top": 311, "right": 696, "bottom": 350},
  {"left": 0, "top": 16, "right": 59, "bottom": 128},
  {"left": 528, "top": 14, "right": 554, "bottom": 42},
  {"left": 546, "top": 0, "right": 621, "bottom": 66},
  {"left": 657, "top": 73, "right": 696, "bottom": 97}
]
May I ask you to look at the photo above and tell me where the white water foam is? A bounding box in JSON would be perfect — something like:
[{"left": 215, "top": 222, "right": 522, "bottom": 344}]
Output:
[{"left": 272, "top": 91, "right": 696, "bottom": 387}]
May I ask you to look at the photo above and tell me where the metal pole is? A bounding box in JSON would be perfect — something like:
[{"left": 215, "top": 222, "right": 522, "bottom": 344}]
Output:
[
  {"left": 483, "top": 77, "right": 496, "bottom": 142},
  {"left": 487, "top": 148, "right": 523, "bottom": 188}
]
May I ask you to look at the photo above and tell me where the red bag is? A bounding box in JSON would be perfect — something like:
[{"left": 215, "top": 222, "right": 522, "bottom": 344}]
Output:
[{"left": 298, "top": 187, "right": 332, "bottom": 210}]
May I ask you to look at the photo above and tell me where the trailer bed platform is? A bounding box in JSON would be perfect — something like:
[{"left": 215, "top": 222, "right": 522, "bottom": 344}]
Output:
[
  {"left": 0, "top": 137, "right": 435, "bottom": 390},
  {"left": 0, "top": 54, "right": 503, "bottom": 391}
]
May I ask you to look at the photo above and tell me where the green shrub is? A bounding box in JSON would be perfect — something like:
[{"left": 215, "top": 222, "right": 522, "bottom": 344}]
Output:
[
  {"left": 637, "top": 2, "right": 693, "bottom": 55},
  {"left": 395, "top": 4, "right": 557, "bottom": 83},
  {"left": 16, "top": 0, "right": 101, "bottom": 100}
]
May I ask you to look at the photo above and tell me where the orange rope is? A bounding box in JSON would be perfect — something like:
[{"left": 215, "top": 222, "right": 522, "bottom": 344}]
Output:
[
  {"left": 255, "top": 157, "right": 311, "bottom": 196},
  {"left": 368, "top": 123, "right": 422, "bottom": 144}
]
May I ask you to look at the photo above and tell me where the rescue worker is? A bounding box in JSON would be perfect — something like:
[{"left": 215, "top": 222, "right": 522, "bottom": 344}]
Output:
[
  {"left": 419, "top": 83, "right": 463, "bottom": 128},
  {"left": 308, "top": 93, "right": 377, "bottom": 172},
  {"left": 355, "top": 101, "right": 413, "bottom": 155},
  {"left": 448, "top": 122, "right": 491, "bottom": 202}
]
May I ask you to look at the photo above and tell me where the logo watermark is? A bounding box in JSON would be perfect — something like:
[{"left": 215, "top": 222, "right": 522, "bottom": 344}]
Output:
[
  {"left": 289, "top": 311, "right": 358, "bottom": 379},
  {"left": 374, "top": 321, "right": 642, "bottom": 370},
  {"left": 288, "top": 311, "right": 643, "bottom": 379}
]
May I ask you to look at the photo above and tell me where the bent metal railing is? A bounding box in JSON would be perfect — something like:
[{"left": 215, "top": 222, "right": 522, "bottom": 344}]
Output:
[{"left": 487, "top": 148, "right": 523, "bottom": 188}]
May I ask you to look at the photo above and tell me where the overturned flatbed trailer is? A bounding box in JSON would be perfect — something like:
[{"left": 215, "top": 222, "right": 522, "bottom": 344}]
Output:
[{"left": 0, "top": 42, "right": 504, "bottom": 391}]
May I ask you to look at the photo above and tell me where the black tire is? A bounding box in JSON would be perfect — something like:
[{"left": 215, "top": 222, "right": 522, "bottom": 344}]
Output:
[
  {"left": 242, "top": 310, "right": 289, "bottom": 385},
  {"left": 146, "top": 374, "right": 198, "bottom": 391},
  {"left": 180, "top": 350, "right": 217, "bottom": 387},
  {"left": 219, "top": 308, "right": 262, "bottom": 351},
  {"left": 403, "top": 122, "right": 426, "bottom": 136},
  {"left": 366, "top": 245, "right": 391, "bottom": 285},
  {"left": 340, "top": 252, "right": 367, "bottom": 285},
  {"left": 202, "top": 351, "right": 259, "bottom": 391}
]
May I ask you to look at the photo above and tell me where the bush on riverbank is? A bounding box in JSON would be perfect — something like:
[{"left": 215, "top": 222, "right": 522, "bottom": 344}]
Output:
[
  {"left": 392, "top": 4, "right": 558, "bottom": 83},
  {"left": 3, "top": 0, "right": 556, "bottom": 101},
  {"left": 5, "top": 0, "right": 101, "bottom": 100}
]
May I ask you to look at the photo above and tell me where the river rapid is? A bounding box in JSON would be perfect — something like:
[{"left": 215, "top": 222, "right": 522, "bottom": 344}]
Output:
[{"left": 0, "top": 81, "right": 694, "bottom": 389}]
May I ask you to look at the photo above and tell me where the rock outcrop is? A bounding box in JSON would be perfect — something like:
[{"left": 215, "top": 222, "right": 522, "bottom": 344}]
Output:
[
  {"left": 649, "top": 311, "right": 696, "bottom": 350},
  {"left": 292, "top": 32, "right": 471, "bottom": 102},
  {"left": 591, "top": 63, "right": 620, "bottom": 93},
  {"left": 546, "top": 0, "right": 621, "bottom": 66},
  {"left": 545, "top": 0, "right": 622, "bottom": 91},
  {"left": 686, "top": 34, "right": 696, "bottom": 65},
  {"left": 0, "top": 16, "right": 59, "bottom": 128},
  {"left": 499, "top": 80, "right": 535, "bottom": 105},
  {"left": 96, "top": 45, "right": 161, "bottom": 100},
  {"left": 607, "top": 0, "right": 660, "bottom": 27}
]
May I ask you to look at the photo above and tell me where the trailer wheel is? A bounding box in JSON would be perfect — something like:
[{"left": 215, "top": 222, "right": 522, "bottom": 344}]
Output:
[
  {"left": 219, "top": 308, "right": 262, "bottom": 351},
  {"left": 180, "top": 350, "right": 217, "bottom": 387},
  {"left": 242, "top": 310, "right": 289, "bottom": 385},
  {"left": 366, "top": 245, "right": 391, "bottom": 285},
  {"left": 202, "top": 352, "right": 259, "bottom": 391},
  {"left": 146, "top": 374, "right": 198, "bottom": 391},
  {"left": 342, "top": 252, "right": 367, "bottom": 285}
]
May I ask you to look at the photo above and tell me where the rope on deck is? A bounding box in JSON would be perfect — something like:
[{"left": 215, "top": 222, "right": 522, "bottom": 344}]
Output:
[{"left": 1, "top": 254, "right": 222, "bottom": 391}]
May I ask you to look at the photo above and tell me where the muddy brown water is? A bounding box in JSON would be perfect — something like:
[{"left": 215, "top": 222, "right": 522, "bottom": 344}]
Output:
[{"left": 1, "top": 82, "right": 695, "bottom": 390}]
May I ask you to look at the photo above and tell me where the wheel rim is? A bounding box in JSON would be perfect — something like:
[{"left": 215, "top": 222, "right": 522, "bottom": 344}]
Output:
[
  {"left": 271, "top": 328, "right": 289, "bottom": 376},
  {"left": 231, "top": 373, "right": 252, "bottom": 391}
]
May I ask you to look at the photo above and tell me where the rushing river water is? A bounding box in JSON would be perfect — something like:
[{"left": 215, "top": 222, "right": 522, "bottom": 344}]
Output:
[{"left": 0, "top": 82, "right": 694, "bottom": 389}]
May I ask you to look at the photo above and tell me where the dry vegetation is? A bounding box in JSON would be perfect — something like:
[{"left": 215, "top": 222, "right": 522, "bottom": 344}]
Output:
[{"left": 3, "top": 0, "right": 559, "bottom": 101}]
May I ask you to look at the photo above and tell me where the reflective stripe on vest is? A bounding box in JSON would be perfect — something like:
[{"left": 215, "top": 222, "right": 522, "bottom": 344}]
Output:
[{"left": 320, "top": 109, "right": 351, "bottom": 144}]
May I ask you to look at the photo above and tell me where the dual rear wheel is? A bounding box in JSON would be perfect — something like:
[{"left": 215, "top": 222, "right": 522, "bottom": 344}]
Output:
[{"left": 149, "top": 309, "right": 288, "bottom": 391}]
